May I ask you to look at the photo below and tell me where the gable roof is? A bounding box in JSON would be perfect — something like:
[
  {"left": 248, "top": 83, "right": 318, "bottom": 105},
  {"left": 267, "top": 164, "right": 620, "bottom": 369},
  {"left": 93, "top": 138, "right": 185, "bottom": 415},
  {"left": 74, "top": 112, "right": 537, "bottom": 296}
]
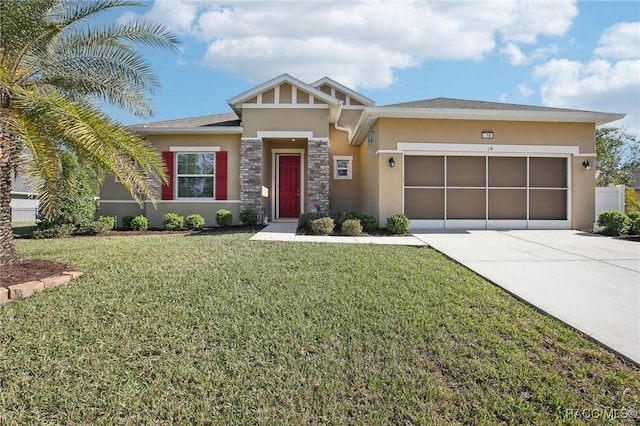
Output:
[
  {"left": 350, "top": 97, "right": 625, "bottom": 145},
  {"left": 382, "top": 97, "right": 592, "bottom": 113},
  {"left": 227, "top": 73, "right": 340, "bottom": 116},
  {"left": 310, "top": 77, "right": 375, "bottom": 107},
  {"left": 129, "top": 113, "right": 242, "bottom": 135}
]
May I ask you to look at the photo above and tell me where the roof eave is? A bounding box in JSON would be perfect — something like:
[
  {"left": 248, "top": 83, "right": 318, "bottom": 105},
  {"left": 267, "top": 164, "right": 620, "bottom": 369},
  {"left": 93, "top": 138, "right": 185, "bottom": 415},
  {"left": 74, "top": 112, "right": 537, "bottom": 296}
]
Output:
[
  {"left": 130, "top": 126, "right": 244, "bottom": 136},
  {"left": 349, "top": 107, "right": 626, "bottom": 145}
]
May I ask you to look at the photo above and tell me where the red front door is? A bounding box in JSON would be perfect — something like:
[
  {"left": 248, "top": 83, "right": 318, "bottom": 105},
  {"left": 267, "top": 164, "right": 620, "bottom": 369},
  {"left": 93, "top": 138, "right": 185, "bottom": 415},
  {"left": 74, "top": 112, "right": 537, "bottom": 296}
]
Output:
[{"left": 278, "top": 155, "right": 301, "bottom": 218}]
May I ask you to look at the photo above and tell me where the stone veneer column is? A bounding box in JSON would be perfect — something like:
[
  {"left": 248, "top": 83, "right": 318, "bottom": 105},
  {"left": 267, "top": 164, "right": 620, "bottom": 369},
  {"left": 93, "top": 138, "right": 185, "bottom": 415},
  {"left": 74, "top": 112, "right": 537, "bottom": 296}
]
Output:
[
  {"left": 240, "top": 138, "right": 262, "bottom": 210},
  {"left": 307, "top": 138, "right": 330, "bottom": 213}
]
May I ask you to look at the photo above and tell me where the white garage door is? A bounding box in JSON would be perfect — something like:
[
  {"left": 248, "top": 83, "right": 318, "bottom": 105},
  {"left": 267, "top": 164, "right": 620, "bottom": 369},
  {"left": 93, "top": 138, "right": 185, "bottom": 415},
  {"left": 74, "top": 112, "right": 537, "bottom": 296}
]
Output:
[{"left": 404, "top": 155, "right": 570, "bottom": 230}]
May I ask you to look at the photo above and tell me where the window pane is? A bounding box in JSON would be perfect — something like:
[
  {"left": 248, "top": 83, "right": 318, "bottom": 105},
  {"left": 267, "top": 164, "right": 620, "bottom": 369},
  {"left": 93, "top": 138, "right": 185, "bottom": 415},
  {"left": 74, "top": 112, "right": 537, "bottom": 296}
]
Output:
[
  {"left": 177, "top": 177, "right": 214, "bottom": 198},
  {"left": 337, "top": 160, "right": 349, "bottom": 170},
  {"left": 177, "top": 153, "right": 215, "bottom": 175}
]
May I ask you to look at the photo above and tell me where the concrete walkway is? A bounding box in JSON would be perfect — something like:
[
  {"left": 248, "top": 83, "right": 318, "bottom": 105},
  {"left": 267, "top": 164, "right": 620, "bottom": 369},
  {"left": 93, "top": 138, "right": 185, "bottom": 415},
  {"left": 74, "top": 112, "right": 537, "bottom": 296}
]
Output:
[
  {"left": 412, "top": 230, "right": 640, "bottom": 365},
  {"left": 250, "top": 221, "right": 426, "bottom": 246}
]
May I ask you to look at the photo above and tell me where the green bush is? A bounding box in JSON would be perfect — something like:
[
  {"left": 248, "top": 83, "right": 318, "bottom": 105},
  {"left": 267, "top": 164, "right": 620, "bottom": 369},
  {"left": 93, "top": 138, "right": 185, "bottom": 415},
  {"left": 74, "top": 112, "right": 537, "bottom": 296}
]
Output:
[
  {"left": 32, "top": 223, "right": 75, "bottom": 239},
  {"left": 346, "top": 211, "right": 377, "bottom": 232},
  {"left": 627, "top": 212, "right": 640, "bottom": 235},
  {"left": 597, "top": 210, "right": 629, "bottom": 236},
  {"left": 311, "top": 216, "right": 335, "bottom": 235},
  {"left": 329, "top": 209, "right": 346, "bottom": 228},
  {"left": 298, "top": 212, "right": 324, "bottom": 232},
  {"left": 185, "top": 214, "right": 205, "bottom": 230},
  {"left": 122, "top": 215, "right": 134, "bottom": 230},
  {"left": 163, "top": 213, "right": 184, "bottom": 231},
  {"left": 240, "top": 208, "right": 259, "bottom": 225},
  {"left": 130, "top": 215, "right": 149, "bottom": 231},
  {"left": 386, "top": 213, "right": 410, "bottom": 234},
  {"left": 77, "top": 219, "right": 113, "bottom": 236},
  {"left": 216, "top": 209, "right": 233, "bottom": 227},
  {"left": 341, "top": 218, "right": 362, "bottom": 236},
  {"left": 98, "top": 216, "right": 116, "bottom": 231}
]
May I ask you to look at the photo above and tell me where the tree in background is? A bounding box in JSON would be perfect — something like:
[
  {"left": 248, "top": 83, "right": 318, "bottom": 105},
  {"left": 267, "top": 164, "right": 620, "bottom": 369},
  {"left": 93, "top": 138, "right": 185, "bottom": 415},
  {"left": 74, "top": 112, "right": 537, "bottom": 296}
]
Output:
[
  {"left": 33, "top": 152, "right": 98, "bottom": 237},
  {"left": 0, "top": 0, "right": 179, "bottom": 265},
  {"left": 595, "top": 127, "right": 640, "bottom": 187}
]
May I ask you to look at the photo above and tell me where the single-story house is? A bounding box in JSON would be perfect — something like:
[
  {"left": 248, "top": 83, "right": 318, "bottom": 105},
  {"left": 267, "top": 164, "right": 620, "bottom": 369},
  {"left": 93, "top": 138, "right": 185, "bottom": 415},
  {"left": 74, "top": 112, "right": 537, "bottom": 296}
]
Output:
[{"left": 99, "top": 73, "right": 625, "bottom": 230}]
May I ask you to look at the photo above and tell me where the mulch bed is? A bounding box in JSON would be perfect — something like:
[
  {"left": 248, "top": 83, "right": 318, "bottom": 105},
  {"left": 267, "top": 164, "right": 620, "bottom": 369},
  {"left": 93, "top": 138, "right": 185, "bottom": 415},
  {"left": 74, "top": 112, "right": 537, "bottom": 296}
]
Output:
[{"left": 1, "top": 260, "right": 71, "bottom": 289}]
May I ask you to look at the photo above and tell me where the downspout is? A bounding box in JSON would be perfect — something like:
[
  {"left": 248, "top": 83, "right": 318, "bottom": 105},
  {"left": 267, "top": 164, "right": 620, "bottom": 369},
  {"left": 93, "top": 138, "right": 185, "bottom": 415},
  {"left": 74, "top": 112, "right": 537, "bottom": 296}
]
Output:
[{"left": 333, "top": 102, "right": 352, "bottom": 139}]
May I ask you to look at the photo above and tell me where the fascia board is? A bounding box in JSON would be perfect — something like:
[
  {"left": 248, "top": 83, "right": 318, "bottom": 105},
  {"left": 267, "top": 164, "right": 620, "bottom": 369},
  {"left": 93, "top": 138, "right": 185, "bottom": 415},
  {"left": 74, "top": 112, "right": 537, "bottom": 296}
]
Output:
[
  {"left": 310, "top": 77, "right": 375, "bottom": 106},
  {"left": 130, "top": 126, "right": 243, "bottom": 136}
]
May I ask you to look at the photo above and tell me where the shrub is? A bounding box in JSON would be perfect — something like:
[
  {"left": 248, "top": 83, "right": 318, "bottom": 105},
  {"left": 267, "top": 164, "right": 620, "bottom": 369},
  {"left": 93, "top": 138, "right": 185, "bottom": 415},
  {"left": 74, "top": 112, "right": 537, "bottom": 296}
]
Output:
[
  {"left": 627, "top": 211, "right": 640, "bottom": 235},
  {"left": 185, "top": 214, "right": 206, "bottom": 230},
  {"left": 341, "top": 218, "right": 362, "bottom": 236},
  {"left": 329, "top": 209, "right": 346, "bottom": 228},
  {"left": 163, "top": 213, "right": 184, "bottom": 231},
  {"left": 122, "top": 215, "right": 134, "bottom": 230},
  {"left": 98, "top": 216, "right": 116, "bottom": 231},
  {"left": 240, "top": 208, "right": 259, "bottom": 225},
  {"left": 77, "top": 219, "right": 113, "bottom": 236},
  {"left": 597, "top": 210, "right": 629, "bottom": 236},
  {"left": 298, "top": 212, "right": 324, "bottom": 232},
  {"left": 346, "top": 211, "right": 377, "bottom": 232},
  {"left": 130, "top": 215, "right": 149, "bottom": 231},
  {"left": 386, "top": 213, "right": 410, "bottom": 234},
  {"left": 32, "top": 223, "right": 75, "bottom": 239},
  {"left": 216, "top": 209, "right": 233, "bottom": 227},
  {"left": 311, "top": 216, "right": 335, "bottom": 235}
]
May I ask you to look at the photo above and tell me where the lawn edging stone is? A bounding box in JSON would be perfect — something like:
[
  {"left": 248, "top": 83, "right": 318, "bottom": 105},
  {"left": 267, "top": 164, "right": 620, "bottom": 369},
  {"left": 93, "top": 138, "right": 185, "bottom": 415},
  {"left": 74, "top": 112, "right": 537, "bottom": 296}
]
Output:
[{"left": 2, "top": 271, "right": 83, "bottom": 303}]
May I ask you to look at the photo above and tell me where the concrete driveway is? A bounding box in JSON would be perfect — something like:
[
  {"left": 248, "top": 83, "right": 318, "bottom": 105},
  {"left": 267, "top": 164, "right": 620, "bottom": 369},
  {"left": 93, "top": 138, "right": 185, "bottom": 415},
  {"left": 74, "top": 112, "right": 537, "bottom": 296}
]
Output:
[{"left": 412, "top": 230, "right": 640, "bottom": 365}]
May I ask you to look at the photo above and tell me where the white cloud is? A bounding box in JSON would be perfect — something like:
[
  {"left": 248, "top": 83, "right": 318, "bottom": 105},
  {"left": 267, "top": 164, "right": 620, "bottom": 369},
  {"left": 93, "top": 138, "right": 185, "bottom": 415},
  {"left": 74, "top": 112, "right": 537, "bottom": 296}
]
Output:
[
  {"left": 501, "top": 43, "right": 527, "bottom": 65},
  {"left": 534, "top": 58, "right": 640, "bottom": 134},
  {"left": 594, "top": 22, "right": 640, "bottom": 60},
  {"left": 126, "top": 0, "right": 579, "bottom": 89},
  {"left": 518, "top": 83, "right": 534, "bottom": 98}
]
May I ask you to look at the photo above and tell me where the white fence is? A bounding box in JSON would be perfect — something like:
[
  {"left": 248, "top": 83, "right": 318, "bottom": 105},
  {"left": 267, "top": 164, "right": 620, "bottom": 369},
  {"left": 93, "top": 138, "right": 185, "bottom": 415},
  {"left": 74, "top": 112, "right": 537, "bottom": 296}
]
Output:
[{"left": 594, "top": 185, "right": 626, "bottom": 230}]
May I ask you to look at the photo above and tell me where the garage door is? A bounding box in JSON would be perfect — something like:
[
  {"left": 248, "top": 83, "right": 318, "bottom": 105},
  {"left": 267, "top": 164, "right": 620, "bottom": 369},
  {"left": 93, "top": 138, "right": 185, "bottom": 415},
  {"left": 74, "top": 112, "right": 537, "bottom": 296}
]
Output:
[{"left": 404, "top": 155, "right": 569, "bottom": 229}]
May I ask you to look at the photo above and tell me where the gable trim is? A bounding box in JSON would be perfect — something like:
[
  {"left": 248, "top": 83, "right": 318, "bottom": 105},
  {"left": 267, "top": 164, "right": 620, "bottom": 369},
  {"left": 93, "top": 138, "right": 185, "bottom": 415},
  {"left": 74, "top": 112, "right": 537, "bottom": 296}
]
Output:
[
  {"left": 227, "top": 73, "right": 339, "bottom": 112},
  {"left": 310, "top": 77, "right": 375, "bottom": 106}
]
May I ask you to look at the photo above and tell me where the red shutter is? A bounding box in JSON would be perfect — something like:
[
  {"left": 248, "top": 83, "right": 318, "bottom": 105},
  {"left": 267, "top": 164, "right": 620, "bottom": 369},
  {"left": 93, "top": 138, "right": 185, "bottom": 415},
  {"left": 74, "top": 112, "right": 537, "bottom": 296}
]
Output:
[
  {"left": 215, "top": 151, "right": 228, "bottom": 200},
  {"left": 161, "top": 151, "right": 174, "bottom": 200}
]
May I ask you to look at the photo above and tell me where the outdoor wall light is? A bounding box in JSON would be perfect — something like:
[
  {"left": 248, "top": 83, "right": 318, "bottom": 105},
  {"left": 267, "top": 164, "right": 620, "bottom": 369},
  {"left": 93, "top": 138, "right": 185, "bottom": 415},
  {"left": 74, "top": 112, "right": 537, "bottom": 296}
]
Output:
[
  {"left": 481, "top": 130, "right": 494, "bottom": 139},
  {"left": 388, "top": 157, "right": 396, "bottom": 168},
  {"left": 582, "top": 160, "right": 592, "bottom": 171},
  {"left": 368, "top": 129, "right": 375, "bottom": 146}
]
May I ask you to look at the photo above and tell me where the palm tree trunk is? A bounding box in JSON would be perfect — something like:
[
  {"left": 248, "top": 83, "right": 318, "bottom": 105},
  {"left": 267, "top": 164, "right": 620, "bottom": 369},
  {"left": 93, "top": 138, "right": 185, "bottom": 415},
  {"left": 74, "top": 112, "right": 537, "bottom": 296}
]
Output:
[{"left": 0, "top": 118, "right": 19, "bottom": 266}]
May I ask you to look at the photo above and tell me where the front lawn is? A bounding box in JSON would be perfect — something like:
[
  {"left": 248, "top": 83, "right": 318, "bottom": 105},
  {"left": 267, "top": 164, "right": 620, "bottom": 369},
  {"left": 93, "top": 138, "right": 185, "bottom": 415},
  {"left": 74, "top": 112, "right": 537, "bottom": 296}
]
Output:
[{"left": 1, "top": 232, "right": 638, "bottom": 424}]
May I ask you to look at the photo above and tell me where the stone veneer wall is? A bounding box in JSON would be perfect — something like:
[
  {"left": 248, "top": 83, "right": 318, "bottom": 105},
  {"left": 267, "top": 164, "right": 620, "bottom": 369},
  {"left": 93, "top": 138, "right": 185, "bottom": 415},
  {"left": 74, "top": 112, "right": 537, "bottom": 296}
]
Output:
[
  {"left": 307, "top": 138, "right": 330, "bottom": 213},
  {"left": 240, "top": 138, "right": 262, "bottom": 211}
]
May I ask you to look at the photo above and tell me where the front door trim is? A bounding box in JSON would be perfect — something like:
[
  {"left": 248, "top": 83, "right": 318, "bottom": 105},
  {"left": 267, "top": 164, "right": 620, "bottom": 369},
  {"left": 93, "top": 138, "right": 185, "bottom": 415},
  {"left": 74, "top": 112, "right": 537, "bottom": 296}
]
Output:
[{"left": 272, "top": 148, "right": 305, "bottom": 220}]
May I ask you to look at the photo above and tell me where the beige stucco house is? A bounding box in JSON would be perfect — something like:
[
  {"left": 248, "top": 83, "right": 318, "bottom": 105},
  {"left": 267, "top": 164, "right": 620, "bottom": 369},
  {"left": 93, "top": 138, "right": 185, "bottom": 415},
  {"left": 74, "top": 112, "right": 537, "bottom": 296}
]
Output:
[{"left": 99, "top": 73, "right": 624, "bottom": 230}]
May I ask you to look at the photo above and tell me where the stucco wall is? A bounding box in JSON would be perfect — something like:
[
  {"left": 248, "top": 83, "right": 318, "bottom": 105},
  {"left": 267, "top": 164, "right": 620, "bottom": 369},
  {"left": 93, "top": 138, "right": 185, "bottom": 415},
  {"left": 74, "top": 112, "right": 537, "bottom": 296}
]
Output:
[
  {"left": 100, "top": 134, "right": 241, "bottom": 201},
  {"left": 242, "top": 108, "right": 330, "bottom": 138},
  {"left": 328, "top": 127, "right": 360, "bottom": 213},
  {"left": 374, "top": 117, "right": 597, "bottom": 230},
  {"left": 376, "top": 118, "right": 596, "bottom": 153}
]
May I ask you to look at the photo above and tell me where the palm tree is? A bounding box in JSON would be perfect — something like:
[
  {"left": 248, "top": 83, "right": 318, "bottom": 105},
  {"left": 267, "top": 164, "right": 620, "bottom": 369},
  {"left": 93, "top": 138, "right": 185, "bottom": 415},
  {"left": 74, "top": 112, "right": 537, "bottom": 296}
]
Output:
[{"left": 0, "top": 0, "right": 180, "bottom": 265}]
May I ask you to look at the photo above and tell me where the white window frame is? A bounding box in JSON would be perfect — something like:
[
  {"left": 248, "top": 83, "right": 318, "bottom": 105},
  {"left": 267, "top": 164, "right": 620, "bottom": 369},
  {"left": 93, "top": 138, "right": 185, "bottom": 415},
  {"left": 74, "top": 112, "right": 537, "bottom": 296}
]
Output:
[
  {"left": 333, "top": 156, "right": 353, "bottom": 180},
  {"left": 175, "top": 152, "right": 216, "bottom": 199}
]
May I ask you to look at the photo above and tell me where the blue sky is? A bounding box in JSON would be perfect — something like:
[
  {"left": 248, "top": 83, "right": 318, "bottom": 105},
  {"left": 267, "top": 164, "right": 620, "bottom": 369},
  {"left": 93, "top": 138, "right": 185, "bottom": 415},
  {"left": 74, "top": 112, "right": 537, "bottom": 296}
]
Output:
[{"left": 102, "top": 1, "right": 640, "bottom": 135}]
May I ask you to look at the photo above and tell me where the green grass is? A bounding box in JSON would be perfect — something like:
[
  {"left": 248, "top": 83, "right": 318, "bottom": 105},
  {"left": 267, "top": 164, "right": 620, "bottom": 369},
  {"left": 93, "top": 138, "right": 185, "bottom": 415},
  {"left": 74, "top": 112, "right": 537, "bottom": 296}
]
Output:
[{"left": 1, "top": 233, "right": 638, "bottom": 424}]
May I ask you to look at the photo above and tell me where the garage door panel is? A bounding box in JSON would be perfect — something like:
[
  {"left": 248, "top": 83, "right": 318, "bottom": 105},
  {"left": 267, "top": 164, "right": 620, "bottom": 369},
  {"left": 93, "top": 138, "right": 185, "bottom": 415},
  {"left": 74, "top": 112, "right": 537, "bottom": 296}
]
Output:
[
  {"left": 447, "top": 189, "right": 485, "bottom": 219},
  {"left": 447, "top": 157, "right": 485, "bottom": 187},
  {"left": 404, "top": 188, "right": 444, "bottom": 219},
  {"left": 489, "top": 157, "right": 526, "bottom": 187},
  {"left": 404, "top": 156, "right": 444, "bottom": 186},
  {"left": 530, "top": 157, "right": 567, "bottom": 188},
  {"left": 488, "top": 189, "right": 527, "bottom": 219},
  {"left": 530, "top": 190, "right": 567, "bottom": 220}
]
